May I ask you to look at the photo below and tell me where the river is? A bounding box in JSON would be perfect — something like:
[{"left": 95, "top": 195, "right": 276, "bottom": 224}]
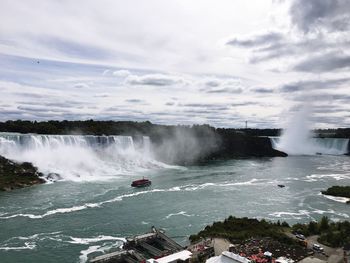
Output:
[{"left": 0, "top": 152, "right": 349, "bottom": 262}]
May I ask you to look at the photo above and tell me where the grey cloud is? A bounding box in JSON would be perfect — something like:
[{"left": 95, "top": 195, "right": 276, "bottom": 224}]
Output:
[
  {"left": 203, "top": 87, "right": 243, "bottom": 94},
  {"left": 125, "top": 99, "right": 146, "bottom": 103},
  {"left": 17, "top": 105, "right": 72, "bottom": 113},
  {"left": 94, "top": 93, "right": 110, "bottom": 98},
  {"left": 231, "top": 101, "right": 255, "bottom": 107},
  {"left": 293, "top": 52, "right": 350, "bottom": 72},
  {"left": 249, "top": 37, "right": 336, "bottom": 63},
  {"left": 312, "top": 105, "right": 349, "bottom": 114},
  {"left": 165, "top": 102, "right": 175, "bottom": 106},
  {"left": 200, "top": 78, "right": 244, "bottom": 94},
  {"left": 73, "top": 83, "right": 90, "bottom": 89},
  {"left": 180, "top": 103, "right": 230, "bottom": 110},
  {"left": 251, "top": 87, "right": 274, "bottom": 93},
  {"left": 280, "top": 84, "right": 301, "bottom": 93},
  {"left": 291, "top": 92, "right": 350, "bottom": 103},
  {"left": 227, "top": 31, "right": 284, "bottom": 47},
  {"left": 13, "top": 92, "right": 47, "bottom": 98},
  {"left": 125, "top": 74, "right": 183, "bottom": 86},
  {"left": 17, "top": 100, "right": 89, "bottom": 108},
  {"left": 205, "top": 80, "right": 221, "bottom": 87},
  {"left": 280, "top": 78, "right": 350, "bottom": 93},
  {"left": 290, "top": 0, "right": 350, "bottom": 33},
  {"left": 182, "top": 108, "right": 229, "bottom": 114}
]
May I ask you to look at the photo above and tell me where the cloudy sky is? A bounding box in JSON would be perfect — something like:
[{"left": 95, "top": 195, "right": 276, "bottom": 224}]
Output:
[{"left": 0, "top": 0, "right": 349, "bottom": 128}]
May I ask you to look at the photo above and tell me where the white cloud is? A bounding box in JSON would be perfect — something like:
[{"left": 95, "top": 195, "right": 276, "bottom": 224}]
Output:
[
  {"left": 112, "top": 69, "right": 130, "bottom": 77},
  {"left": 0, "top": 0, "right": 349, "bottom": 128}
]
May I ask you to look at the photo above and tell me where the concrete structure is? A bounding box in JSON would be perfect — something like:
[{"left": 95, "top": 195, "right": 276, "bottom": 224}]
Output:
[
  {"left": 90, "top": 227, "right": 184, "bottom": 263},
  {"left": 147, "top": 250, "right": 192, "bottom": 263},
  {"left": 206, "top": 251, "right": 251, "bottom": 263}
]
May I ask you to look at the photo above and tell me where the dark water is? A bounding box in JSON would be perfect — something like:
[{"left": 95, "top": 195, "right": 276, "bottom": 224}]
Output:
[{"left": 0, "top": 156, "right": 349, "bottom": 263}]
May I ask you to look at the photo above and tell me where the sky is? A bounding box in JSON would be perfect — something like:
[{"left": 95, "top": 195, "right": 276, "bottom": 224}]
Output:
[{"left": 0, "top": 0, "right": 350, "bottom": 128}]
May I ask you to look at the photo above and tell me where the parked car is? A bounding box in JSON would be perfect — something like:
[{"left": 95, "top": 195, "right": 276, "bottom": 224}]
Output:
[
  {"left": 295, "top": 234, "right": 306, "bottom": 240},
  {"left": 312, "top": 244, "right": 324, "bottom": 252}
]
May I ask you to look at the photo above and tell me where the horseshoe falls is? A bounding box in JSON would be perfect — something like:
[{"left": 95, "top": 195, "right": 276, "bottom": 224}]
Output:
[{"left": 270, "top": 137, "right": 349, "bottom": 155}]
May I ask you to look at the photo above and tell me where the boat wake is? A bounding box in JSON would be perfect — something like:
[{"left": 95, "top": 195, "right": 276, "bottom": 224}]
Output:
[{"left": 0, "top": 179, "right": 268, "bottom": 220}]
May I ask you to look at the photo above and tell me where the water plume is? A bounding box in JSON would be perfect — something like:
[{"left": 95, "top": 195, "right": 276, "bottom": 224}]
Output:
[{"left": 271, "top": 105, "right": 349, "bottom": 155}]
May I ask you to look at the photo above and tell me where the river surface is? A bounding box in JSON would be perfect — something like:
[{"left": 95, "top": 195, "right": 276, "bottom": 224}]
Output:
[{"left": 0, "top": 155, "right": 350, "bottom": 263}]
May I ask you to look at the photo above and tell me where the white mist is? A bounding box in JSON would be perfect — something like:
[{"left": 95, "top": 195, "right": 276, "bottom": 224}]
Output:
[{"left": 272, "top": 106, "right": 349, "bottom": 155}]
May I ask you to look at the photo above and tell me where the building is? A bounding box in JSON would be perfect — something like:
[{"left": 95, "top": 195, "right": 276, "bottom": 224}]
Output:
[
  {"left": 90, "top": 227, "right": 188, "bottom": 263},
  {"left": 206, "top": 251, "right": 251, "bottom": 263}
]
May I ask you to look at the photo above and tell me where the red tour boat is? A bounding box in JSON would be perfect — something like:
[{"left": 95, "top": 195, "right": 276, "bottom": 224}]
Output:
[{"left": 131, "top": 178, "right": 151, "bottom": 187}]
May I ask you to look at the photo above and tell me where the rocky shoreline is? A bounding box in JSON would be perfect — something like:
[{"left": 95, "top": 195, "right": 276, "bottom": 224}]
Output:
[
  {"left": 321, "top": 186, "right": 350, "bottom": 204},
  {"left": 0, "top": 155, "right": 45, "bottom": 191}
]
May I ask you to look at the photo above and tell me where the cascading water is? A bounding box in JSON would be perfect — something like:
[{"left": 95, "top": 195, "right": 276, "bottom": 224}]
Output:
[
  {"left": 0, "top": 133, "right": 166, "bottom": 182},
  {"left": 270, "top": 106, "right": 349, "bottom": 155},
  {"left": 270, "top": 137, "right": 349, "bottom": 155}
]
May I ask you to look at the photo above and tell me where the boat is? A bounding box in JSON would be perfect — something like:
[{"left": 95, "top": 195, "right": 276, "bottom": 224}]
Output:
[
  {"left": 277, "top": 184, "right": 285, "bottom": 188},
  {"left": 131, "top": 178, "right": 151, "bottom": 187}
]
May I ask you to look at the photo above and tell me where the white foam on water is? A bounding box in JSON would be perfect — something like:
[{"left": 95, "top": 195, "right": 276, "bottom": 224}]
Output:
[
  {"left": 79, "top": 245, "right": 101, "bottom": 263},
  {"left": 184, "top": 178, "right": 264, "bottom": 191},
  {"left": 0, "top": 179, "right": 270, "bottom": 221},
  {"left": 79, "top": 240, "right": 124, "bottom": 263},
  {"left": 322, "top": 194, "right": 350, "bottom": 204},
  {"left": 269, "top": 208, "right": 349, "bottom": 220},
  {"left": 269, "top": 210, "right": 311, "bottom": 219},
  {"left": 0, "top": 242, "right": 36, "bottom": 251},
  {"left": 68, "top": 235, "right": 126, "bottom": 245},
  {"left": 304, "top": 173, "right": 350, "bottom": 182},
  {"left": 0, "top": 188, "right": 180, "bottom": 220},
  {"left": 165, "top": 211, "right": 193, "bottom": 219}
]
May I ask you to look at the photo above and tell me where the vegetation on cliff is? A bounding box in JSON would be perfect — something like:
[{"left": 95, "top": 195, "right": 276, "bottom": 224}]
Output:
[
  {"left": 321, "top": 186, "right": 350, "bottom": 200},
  {"left": 292, "top": 216, "right": 350, "bottom": 247},
  {"left": 191, "top": 216, "right": 350, "bottom": 248},
  {"left": 1, "top": 120, "right": 350, "bottom": 137},
  {"left": 189, "top": 216, "right": 293, "bottom": 245},
  {"left": 0, "top": 155, "right": 44, "bottom": 191}
]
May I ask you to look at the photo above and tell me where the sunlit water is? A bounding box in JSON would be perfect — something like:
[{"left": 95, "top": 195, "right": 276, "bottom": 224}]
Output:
[{"left": 0, "top": 155, "right": 350, "bottom": 263}]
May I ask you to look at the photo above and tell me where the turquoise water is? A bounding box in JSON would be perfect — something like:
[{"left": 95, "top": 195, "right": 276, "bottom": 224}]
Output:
[{"left": 0, "top": 156, "right": 350, "bottom": 263}]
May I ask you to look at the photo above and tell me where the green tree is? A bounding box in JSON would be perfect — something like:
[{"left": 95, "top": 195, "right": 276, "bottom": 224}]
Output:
[{"left": 319, "top": 216, "right": 329, "bottom": 231}]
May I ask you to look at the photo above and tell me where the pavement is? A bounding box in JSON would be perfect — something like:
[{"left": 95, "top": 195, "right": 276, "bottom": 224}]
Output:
[
  {"left": 286, "top": 233, "right": 344, "bottom": 263},
  {"left": 211, "top": 234, "right": 344, "bottom": 263},
  {"left": 212, "top": 238, "right": 231, "bottom": 256}
]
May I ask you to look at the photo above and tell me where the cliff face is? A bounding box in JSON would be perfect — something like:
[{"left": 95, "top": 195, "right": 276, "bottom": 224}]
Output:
[
  {"left": 0, "top": 156, "right": 45, "bottom": 191},
  {"left": 215, "top": 132, "right": 287, "bottom": 158},
  {"left": 150, "top": 129, "right": 287, "bottom": 165}
]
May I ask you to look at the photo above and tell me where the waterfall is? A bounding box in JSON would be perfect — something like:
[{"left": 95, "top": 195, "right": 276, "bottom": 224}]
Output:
[
  {"left": 0, "top": 133, "right": 165, "bottom": 182},
  {"left": 270, "top": 137, "right": 349, "bottom": 155},
  {"left": 270, "top": 105, "right": 349, "bottom": 155}
]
